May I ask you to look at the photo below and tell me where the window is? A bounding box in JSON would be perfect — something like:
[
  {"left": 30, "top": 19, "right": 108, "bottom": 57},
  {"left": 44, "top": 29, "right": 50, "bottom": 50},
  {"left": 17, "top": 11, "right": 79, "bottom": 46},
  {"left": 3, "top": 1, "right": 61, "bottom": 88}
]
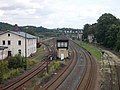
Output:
[
  {"left": 8, "top": 40, "right": 11, "bottom": 45},
  {"left": 61, "top": 42, "right": 64, "bottom": 47},
  {"left": 18, "top": 49, "right": 21, "bottom": 54},
  {"left": 2, "top": 40, "right": 5, "bottom": 45},
  {"left": 8, "top": 34, "right": 10, "bottom": 37},
  {"left": 65, "top": 42, "right": 67, "bottom": 47},
  {"left": 58, "top": 42, "right": 60, "bottom": 47},
  {"left": 18, "top": 40, "right": 21, "bottom": 45}
]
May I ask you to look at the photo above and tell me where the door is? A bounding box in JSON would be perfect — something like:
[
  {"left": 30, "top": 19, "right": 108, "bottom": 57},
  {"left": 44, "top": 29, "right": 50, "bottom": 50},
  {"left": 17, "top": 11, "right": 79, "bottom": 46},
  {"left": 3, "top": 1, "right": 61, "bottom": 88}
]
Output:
[
  {"left": 8, "top": 51, "right": 11, "bottom": 57},
  {"left": 61, "top": 54, "right": 64, "bottom": 60}
]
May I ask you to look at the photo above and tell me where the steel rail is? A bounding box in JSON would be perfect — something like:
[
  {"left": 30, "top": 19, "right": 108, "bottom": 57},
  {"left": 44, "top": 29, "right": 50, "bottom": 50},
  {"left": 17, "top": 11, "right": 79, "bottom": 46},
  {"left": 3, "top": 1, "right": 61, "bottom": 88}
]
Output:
[
  {"left": 2, "top": 42, "right": 52, "bottom": 90},
  {"left": 42, "top": 41, "right": 78, "bottom": 90}
]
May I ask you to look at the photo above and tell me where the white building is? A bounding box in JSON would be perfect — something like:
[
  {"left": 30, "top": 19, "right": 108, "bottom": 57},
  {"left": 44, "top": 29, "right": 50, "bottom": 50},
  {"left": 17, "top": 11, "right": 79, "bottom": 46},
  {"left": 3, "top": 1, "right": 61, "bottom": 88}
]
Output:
[
  {"left": 0, "top": 30, "right": 37, "bottom": 59},
  {"left": 77, "top": 30, "right": 83, "bottom": 40},
  {"left": 88, "top": 34, "right": 94, "bottom": 43}
]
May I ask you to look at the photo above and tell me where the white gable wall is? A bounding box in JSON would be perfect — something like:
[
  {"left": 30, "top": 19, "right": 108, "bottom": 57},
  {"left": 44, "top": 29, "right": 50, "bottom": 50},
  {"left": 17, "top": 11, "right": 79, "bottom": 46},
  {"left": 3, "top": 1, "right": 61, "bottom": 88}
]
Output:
[{"left": 27, "top": 39, "right": 37, "bottom": 57}]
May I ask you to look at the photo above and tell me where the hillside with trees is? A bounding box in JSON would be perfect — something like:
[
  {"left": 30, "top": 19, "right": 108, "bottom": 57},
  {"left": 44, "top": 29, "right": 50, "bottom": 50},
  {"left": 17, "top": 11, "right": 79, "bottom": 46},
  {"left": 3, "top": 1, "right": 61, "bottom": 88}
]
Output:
[
  {"left": 0, "top": 22, "right": 58, "bottom": 37},
  {"left": 82, "top": 13, "right": 120, "bottom": 52},
  {"left": 0, "top": 22, "right": 81, "bottom": 38}
]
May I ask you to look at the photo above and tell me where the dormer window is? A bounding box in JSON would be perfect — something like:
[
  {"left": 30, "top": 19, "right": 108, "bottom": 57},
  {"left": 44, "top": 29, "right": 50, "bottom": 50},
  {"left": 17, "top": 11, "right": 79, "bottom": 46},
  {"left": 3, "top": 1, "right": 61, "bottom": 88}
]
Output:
[{"left": 8, "top": 34, "right": 10, "bottom": 37}]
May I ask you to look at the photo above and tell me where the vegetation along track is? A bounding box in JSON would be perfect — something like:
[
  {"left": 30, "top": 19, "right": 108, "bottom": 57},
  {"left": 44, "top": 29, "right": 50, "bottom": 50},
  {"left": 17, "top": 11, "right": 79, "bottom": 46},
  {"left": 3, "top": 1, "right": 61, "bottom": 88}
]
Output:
[{"left": 2, "top": 42, "right": 52, "bottom": 90}]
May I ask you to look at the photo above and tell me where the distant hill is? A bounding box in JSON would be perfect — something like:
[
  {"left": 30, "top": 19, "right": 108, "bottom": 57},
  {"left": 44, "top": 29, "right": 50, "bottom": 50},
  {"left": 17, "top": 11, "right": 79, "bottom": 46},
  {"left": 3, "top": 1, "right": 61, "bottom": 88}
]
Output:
[
  {"left": 0, "top": 22, "right": 55, "bottom": 36},
  {"left": 0, "top": 22, "right": 14, "bottom": 31},
  {"left": 0, "top": 22, "right": 82, "bottom": 37}
]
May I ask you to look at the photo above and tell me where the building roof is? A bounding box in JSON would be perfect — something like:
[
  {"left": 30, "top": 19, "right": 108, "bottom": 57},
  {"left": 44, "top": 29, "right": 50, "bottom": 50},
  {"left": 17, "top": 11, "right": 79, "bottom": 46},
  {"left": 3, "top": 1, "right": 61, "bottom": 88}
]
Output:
[
  {"left": 0, "top": 30, "right": 36, "bottom": 39},
  {"left": 0, "top": 31, "right": 6, "bottom": 34},
  {"left": 57, "top": 35, "right": 68, "bottom": 41}
]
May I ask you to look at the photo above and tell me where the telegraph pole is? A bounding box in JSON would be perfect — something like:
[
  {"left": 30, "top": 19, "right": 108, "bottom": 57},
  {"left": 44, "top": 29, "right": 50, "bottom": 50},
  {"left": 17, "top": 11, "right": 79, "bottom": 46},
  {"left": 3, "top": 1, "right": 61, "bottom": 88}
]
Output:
[{"left": 24, "top": 27, "right": 28, "bottom": 70}]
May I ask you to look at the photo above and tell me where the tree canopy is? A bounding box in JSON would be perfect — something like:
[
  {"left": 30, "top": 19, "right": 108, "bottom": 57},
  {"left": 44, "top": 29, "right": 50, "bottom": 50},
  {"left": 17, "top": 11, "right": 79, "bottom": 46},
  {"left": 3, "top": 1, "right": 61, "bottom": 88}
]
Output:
[{"left": 83, "top": 13, "right": 120, "bottom": 51}]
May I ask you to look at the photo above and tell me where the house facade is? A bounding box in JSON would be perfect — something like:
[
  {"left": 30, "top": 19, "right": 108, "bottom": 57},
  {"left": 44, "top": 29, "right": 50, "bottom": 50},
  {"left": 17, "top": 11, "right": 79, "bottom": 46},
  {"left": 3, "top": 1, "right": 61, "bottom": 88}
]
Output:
[{"left": 0, "top": 30, "right": 37, "bottom": 59}]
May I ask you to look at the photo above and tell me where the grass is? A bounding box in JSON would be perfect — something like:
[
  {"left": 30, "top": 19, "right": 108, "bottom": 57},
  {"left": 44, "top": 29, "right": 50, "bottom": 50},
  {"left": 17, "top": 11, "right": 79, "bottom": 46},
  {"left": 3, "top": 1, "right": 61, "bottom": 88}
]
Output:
[
  {"left": 74, "top": 40, "right": 102, "bottom": 60},
  {"left": 28, "top": 45, "right": 45, "bottom": 62}
]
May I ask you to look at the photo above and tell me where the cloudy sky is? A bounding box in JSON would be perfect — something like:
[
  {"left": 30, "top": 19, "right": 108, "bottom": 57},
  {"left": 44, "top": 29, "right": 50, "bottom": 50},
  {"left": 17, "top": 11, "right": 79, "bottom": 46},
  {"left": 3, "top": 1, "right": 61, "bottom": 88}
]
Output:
[{"left": 0, "top": 0, "right": 119, "bottom": 29}]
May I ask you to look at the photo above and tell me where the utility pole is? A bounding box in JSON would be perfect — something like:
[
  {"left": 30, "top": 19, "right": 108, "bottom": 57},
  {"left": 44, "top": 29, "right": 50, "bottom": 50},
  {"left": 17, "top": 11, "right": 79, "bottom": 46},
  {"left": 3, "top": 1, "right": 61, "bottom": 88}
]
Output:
[
  {"left": 47, "top": 56, "right": 49, "bottom": 73},
  {"left": 24, "top": 27, "right": 28, "bottom": 70}
]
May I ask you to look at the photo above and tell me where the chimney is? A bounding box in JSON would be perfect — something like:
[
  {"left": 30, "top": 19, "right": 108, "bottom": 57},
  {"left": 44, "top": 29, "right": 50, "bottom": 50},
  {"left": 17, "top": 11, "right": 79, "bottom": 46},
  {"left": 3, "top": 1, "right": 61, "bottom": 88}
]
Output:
[{"left": 14, "top": 24, "right": 19, "bottom": 32}]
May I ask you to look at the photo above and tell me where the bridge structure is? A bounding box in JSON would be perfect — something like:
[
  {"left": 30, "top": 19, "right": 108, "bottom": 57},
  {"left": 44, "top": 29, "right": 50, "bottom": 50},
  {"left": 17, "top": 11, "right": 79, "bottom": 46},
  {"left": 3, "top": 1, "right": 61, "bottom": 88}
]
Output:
[
  {"left": 58, "top": 29, "right": 83, "bottom": 34},
  {"left": 57, "top": 29, "right": 83, "bottom": 40}
]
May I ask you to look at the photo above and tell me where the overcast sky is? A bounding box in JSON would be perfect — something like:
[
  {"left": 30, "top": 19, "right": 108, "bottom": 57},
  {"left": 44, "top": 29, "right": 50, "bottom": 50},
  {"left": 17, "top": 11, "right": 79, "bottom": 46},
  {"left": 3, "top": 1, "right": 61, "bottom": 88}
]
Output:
[{"left": 0, "top": 0, "right": 120, "bottom": 29}]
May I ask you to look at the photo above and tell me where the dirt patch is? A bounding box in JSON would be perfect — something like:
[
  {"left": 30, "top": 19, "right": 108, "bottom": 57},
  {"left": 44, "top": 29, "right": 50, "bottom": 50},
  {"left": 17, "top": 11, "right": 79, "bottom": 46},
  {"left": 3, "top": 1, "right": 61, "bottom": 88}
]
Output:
[
  {"left": 94, "top": 62, "right": 101, "bottom": 90},
  {"left": 99, "top": 49, "right": 120, "bottom": 90}
]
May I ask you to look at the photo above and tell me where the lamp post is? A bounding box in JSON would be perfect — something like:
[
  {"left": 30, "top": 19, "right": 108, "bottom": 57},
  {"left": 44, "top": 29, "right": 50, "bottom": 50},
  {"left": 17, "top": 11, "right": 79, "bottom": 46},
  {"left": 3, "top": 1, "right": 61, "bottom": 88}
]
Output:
[{"left": 24, "top": 27, "right": 28, "bottom": 70}]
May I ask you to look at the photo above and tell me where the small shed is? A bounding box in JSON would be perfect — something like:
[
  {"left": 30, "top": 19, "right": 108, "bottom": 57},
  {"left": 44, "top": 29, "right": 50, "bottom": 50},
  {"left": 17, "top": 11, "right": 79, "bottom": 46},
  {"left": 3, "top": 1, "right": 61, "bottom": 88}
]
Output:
[
  {"left": 88, "top": 34, "right": 94, "bottom": 43},
  {"left": 56, "top": 35, "right": 69, "bottom": 60}
]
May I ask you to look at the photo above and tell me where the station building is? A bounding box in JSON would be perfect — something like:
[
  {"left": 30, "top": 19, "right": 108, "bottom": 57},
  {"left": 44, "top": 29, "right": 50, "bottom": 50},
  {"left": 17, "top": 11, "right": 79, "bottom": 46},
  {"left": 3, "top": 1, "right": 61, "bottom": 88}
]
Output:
[
  {"left": 56, "top": 35, "right": 69, "bottom": 60},
  {"left": 0, "top": 30, "right": 37, "bottom": 59}
]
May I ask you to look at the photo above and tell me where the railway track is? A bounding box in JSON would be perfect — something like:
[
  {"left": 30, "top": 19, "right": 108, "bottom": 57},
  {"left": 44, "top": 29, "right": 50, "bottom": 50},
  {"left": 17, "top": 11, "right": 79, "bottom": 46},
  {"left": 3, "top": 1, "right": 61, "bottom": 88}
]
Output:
[
  {"left": 116, "top": 63, "right": 120, "bottom": 90},
  {"left": 76, "top": 48, "right": 97, "bottom": 90},
  {"left": 2, "top": 40, "right": 53, "bottom": 90},
  {"left": 3, "top": 61, "right": 50, "bottom": 90},
  {"left": 2, "top": 39, "right": 97, "bottom": 90},
  {"left": 42, "top": 40, "right": 97, "bottom": 90},
  {"left": 41, "top": 41, "right": 78, "bottom": 90},
  {"left": 103, "top": 52, "right": 120, "bottom": 90}
]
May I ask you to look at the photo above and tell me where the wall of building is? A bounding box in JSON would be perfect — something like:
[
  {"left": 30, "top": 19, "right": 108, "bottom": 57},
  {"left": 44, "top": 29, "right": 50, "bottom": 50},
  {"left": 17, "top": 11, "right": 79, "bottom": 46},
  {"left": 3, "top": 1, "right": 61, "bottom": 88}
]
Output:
[
  {"left": 27, "top": 39, "right": 37, "bottom": 57},
  {"left": 57, "top": 48, "right": 68, "bottom": 59},
  {"left": 0, "top": 49, "right": 8, "bottom": 60}
]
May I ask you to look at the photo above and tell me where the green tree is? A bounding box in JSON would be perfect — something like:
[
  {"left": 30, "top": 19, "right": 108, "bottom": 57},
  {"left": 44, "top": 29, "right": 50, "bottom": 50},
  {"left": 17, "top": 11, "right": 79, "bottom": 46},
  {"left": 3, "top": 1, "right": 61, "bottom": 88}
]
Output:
[
  {"left": 83, "top": 24, "right": 91, "bottom": 40},
  {"left": 88, "top": 23, "right": 97, "bottom": 35},
  {"left": 115, "top": 29, "right": 120, "bottom": 51},
  {"left": 104, "top": 24, "right": 119, "bottom": 49},
  {"left": 96, "top": 13, "right": 118, "bottom": 45}
]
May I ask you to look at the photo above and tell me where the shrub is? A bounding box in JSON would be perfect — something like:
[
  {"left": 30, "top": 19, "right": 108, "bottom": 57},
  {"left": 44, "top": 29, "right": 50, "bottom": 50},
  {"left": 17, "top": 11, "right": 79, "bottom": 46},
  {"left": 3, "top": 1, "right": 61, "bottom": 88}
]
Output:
[
  {"left": 0, "top": 62, "right": 3, "bottom": 83},
  {"left": 28, "top": 60, "right": 36, "bottom": 67},
  {"left": 53, "top": 61, "right": 60, "bottom": 70},
  {"left": 49, "top": 61, "right": 60, "bottom": 73},
  {"left": 8, "top": 54, "right": 24, "bottom": 69},
  {"left": 3, "top": 68, "right": 22, "bottom": 81}
]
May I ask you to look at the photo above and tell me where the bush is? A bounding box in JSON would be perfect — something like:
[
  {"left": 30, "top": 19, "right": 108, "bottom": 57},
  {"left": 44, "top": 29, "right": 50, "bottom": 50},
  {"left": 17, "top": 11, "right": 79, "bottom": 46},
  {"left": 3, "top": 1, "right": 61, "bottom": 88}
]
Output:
[
  {"left": 8, "top": 54, "right": 24, "bottom": 69},
  {"left": 0, "top": 61, "right": 9, "bottom": 83},
  {"left": 28, "top": 60, "right": 36, "bottom": 67},
  {"left": 0, "top": 62, "right": 3, "bottom": 83},
  {"left": 3, "top": 68, "right": 22, "bottom": 81},
  {"left": 49, "top": 61, "right": 60, "bottom": 73},
  {"left": 53, "top": 61, "right": 60, "bottom": 70}
]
